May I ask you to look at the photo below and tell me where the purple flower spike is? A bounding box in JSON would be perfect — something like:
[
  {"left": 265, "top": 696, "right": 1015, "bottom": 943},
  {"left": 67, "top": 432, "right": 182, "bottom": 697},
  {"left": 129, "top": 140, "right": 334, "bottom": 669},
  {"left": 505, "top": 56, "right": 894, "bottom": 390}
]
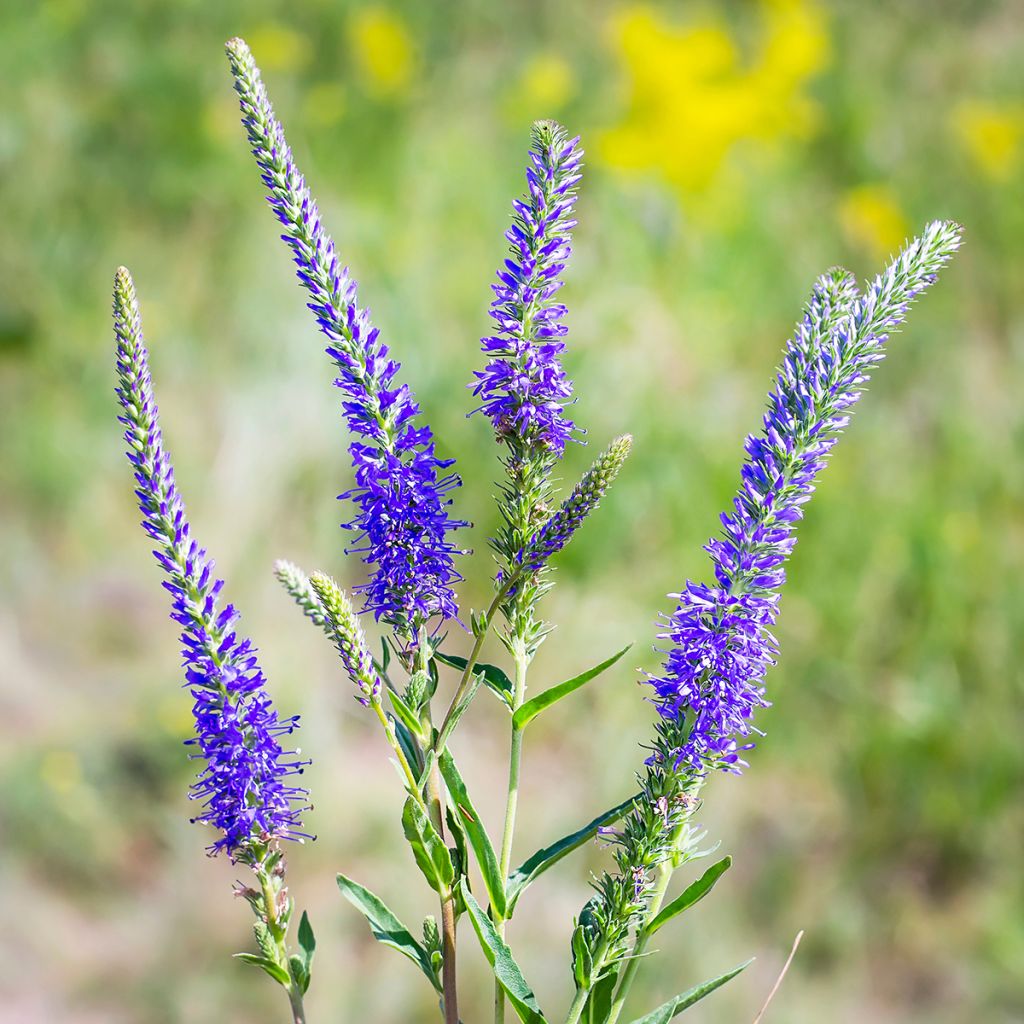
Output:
[
  {"left": 651, "top": 221, "right": 963, "bottom": 774},
  {"left": 113, "top": 268, "right": 309, "bottom": 860},
  {"left": 471, "top": 120, "right": 583, "bottom": 456},
  {"left": 226, "top": 38, "right": 465, "bottom": 638}
]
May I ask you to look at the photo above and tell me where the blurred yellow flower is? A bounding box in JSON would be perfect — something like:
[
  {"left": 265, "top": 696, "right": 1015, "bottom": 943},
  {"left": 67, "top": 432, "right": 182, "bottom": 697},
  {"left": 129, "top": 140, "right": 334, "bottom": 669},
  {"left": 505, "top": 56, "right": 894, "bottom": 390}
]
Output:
[
  {"left": 600, "top": 0, "right": 829, "bottom": 193},
  {"left": 158, "top": 695, "right": 193, "bottom": 737},
  {"left": 303, "top": 81, "right": 348, "bottom": 129},
  {"left": 839, "top": 184, "right": 910, "bottom": 259},
  {"left": 244, "top": 23, "right": 312, "bottom": 73},
  {"left": 40, "top": 749, "right": 81, "bottom": 795},
  {"left": 518, "top": 53, "right": 576, "bottom": 113},
  {"left": 349, "top": 7, "right": 416, "bottom": 98},
  {"left": 951, "top": 101, "right": 1024, "bottom": 181}
]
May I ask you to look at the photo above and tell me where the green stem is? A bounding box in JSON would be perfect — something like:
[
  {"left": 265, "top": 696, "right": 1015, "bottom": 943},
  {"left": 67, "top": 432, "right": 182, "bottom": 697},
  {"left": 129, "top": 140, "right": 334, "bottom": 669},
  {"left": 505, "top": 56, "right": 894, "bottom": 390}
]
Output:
[
  {"left": 420, "top": 694, "right": 461, "bottom": 1024},
  {"left": 604, "top": 813, "right": 691, "bottom": 1024},
  {"left": 256, "top": 864, "right": 307, "bottom": 1024},
  {"left": 436, "top": 576, "right": 516, "bottom": 748},
  {"left": 370, "top": 699, "right": 427, "bottom": 808},
  {"left": 562, "top": 940, "right": 610, "bottom": 1024},
  {"left": 493, "top": 646, "right": 530, "bottom": 1024}
]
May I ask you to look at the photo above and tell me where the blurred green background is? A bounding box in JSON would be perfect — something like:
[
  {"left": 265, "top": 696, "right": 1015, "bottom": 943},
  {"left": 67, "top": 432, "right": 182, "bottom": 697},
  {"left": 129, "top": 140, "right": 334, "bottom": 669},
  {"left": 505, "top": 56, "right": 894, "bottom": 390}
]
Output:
[{"left": 1, "top": 0, "right": 1022, "bottom": 1021}]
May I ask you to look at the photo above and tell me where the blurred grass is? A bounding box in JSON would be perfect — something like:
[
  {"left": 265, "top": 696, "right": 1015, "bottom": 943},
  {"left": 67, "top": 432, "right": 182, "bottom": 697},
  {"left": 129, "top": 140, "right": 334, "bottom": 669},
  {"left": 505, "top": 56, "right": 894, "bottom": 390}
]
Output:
[{"left": 1, "top": 0, "right": 1023, "bottom": 1021}]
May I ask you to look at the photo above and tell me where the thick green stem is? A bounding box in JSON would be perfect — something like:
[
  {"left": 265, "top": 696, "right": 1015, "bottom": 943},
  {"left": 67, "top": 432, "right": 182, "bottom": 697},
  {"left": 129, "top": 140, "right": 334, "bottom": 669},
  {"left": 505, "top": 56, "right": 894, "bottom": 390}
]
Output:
[
  {"left": 561, "top": 940, "right": 611, "bottom": 1024},
  {"left": 420, "top": 695, "right": 461, "bottom": 1024},
  {"left": 436, "top": 576, "right": 517, "bottom": 748},
  {"left": 256, "top": 863, "right": 307, "bottom": 1024},
  {"left": 604, "top": 813, "right": 691, "bottom": 1024},
  {"left": 493, "top": 646, "right": 530, "bottom": 1024},
  {"left": 602, "top": 862, "right": 675, "bottom": 1024}
]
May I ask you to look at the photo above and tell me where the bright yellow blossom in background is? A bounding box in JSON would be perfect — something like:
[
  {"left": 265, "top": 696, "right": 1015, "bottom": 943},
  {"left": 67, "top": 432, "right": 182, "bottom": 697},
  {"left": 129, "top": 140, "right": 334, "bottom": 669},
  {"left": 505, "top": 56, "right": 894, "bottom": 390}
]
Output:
[
  {"left": 303, "top": 81, "right": 348, "bottom": 129},
  {"left": 349, "top": 7, "right": 416, "bottom": 99},
  {"left": 518, "top": 52, "right": 577, "bottom": 112},
  {"left": 600, "top": 0, "right": 830, "bottom": 194},
  {"left": 951, "top": 100, "right": 1024, "bottom": 181},
  {"left": 242, "top": 22, "right": 311, "bottom": 73},
  {"left": 838, "top": 184, "right": 910, "bottom": 260}
]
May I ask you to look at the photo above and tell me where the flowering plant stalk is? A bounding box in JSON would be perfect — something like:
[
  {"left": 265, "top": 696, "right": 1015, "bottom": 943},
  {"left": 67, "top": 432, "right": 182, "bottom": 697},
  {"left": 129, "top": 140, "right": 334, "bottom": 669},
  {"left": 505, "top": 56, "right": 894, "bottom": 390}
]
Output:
[{"left": 111, "top": 38, "right": 961, "bottom": 1024}]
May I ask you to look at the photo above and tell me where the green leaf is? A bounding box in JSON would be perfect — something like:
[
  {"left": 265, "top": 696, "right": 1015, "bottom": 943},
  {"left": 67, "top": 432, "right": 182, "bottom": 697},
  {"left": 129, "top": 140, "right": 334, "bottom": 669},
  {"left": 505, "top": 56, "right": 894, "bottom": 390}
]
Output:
[
  {"left": 439, "top": 750, "right": 506, "bottom": 918},
  {"left": 288, "top": 954, "right": 310, "bottom": 995},
  {"left": 460, "top": 881, "right": 547, "bottom": 1024},
  {"left": 570, "top": 925, "right": 593, "bottom": 990},
  {"left": 336, "top": 873, "right": 442, "bottom": 993},
  {"left": 506, "top": 794, "right": 637, "bottom": 915},
  {"left": 392, "top": 714, "right": 424, "bottom": 779},
  {"left": 585, "top": 969, "right": 618, "bottom": 1024},
  {"left": 647, "top": 857, "right": 732, "bottom": 935},
  {"left": 233, "top": 952, "right": 291, "bottom": 987},
  {"left": 435, "top": 651, "right": 514, "bottom": 709},
  {"left": 512, "top": 644, "right": 632, "bottom": 731},
  {"left": 297, "top": 910, "right": 316, "bottom": 981},
  {"left": 625, "top": 959, "right": 753, "bottom": 1024},
  {"left": 388, "top": 687, "right": 426, "bottom": 740},
  {"left": 402, "top": 797, "right": 455, "bottom": 894},
  {"left": 435, "top": 671, "right": 483, "bottom": 751}
]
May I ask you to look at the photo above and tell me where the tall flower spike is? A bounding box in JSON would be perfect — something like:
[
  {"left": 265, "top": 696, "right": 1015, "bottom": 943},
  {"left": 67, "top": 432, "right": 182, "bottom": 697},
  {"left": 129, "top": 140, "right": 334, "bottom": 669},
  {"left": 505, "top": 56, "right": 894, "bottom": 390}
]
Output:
[
  {"left": 113, "top": 267, "right": 309, "bottom": 860},
  {"left": 651, "top": 221, "right": 963, "bottom": 773},
  {"left": 575, "top": 223, "right": 962, "bottom": 990},
  {"left": 225, "top": 38, "right": 465, "bottom": 640},
  {"left": 519, "top": 434, "right": 633, "bottom": 574},
  {"left": 471, "top": 120, "right": 583, "bottom": 456},
  {"left": 309, "top": 571, "right": 383, "bottom": 704}
]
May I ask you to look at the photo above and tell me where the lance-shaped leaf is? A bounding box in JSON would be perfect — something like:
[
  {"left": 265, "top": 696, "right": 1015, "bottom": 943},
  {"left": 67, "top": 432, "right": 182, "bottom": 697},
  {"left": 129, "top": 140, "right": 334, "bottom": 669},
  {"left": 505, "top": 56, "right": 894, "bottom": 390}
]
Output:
[
  {"left": 512, "top": 644, "right": 633, "bottom": 731},
  {"left": 402, "top": 797, "right": 455, "bottom": 895},
  {"left": 435, "top": 672, "right": 484, "bottom": 751},
  {"left": 506, "top": 794, "right": 637, "bottom": 915},
  {"left": 461, "top": 881, "right": 547, "bottom": 1024},
  {"left": 388, "top": 686, "right": 427, "bottom": 741},
  {"left": 336, "top": 874, "right": 442, "bottom": 993},
  {"left": 584, "top": 970, "right": 618, "bottom": 1024},
  {"left": 625, "top": 959, "right": 753, "bottom": 1024},
  {"left": 439, "top": 750, "right": 506, "bottom": 918},
  {"left": 234, "top": 952, "right": 291, "bottom": 986},
  {"left": 647, "top": 857, "right": 732, "bottom": 936},
  {"left": 435, "top": 650, "right": 515, "bottom": 709},
  {"left": 287, "top": 910, "right": 316, "bottom": 995}
]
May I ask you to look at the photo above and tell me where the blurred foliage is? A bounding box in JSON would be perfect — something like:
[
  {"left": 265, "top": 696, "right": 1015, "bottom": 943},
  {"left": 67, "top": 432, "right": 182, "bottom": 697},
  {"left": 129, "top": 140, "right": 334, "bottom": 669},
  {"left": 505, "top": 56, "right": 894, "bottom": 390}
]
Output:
[{"left": 1, "top": 0, "right": 1022, "bottom": 1022}]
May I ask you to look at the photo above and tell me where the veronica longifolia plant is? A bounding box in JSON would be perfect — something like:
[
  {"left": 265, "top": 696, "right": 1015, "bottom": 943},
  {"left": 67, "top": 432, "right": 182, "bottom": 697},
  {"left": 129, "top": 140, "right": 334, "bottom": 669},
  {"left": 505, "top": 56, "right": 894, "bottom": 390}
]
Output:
[{"left": 111, "top": 38, "right": 961, "bottom": 1024}]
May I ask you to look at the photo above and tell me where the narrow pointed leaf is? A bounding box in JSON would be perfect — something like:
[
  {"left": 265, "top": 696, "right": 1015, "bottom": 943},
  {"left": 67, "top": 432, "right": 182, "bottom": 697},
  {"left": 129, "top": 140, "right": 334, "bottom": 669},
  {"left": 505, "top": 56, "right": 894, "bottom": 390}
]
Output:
[
  {"left": 401, "top": 797, "right": 455, "bottom": 894},
  {"left": 336, "top": 873, "right": 442, "bottom": 992},
  {"left": 585, "top": 969, "right": 618, "bottom": 1024},
  {"left": 388, "top": 687, "right": 426, "bottom": 740},
  {"left": 461, "top": 881, "right": 547, "bottom": 1024},
  {"left": 512, "top": 644, "right": 632, "bottom": 731},
  {"left": 233, "top": 952, "right": 291, "bottom": 986},
  {"left": 506, "top": 794, "right": 638, "bottom": 915},
  {"left": 435, "top": 651, "right": 514, "bottom": 708},
  {"left": 296, "top": 909, "right": 315, "bottom": 990},
  {"left": 435, "top": 672, "right": 483, "bottom": 751},
  {"left": 439, "top": 750, "right": 506, "bottom": 918},
  {"left": 647, "top": 857, "right": 732, "bottom": 936},
  {"left": 625, "top": 959, "right": 753, "bottom": 1024}
]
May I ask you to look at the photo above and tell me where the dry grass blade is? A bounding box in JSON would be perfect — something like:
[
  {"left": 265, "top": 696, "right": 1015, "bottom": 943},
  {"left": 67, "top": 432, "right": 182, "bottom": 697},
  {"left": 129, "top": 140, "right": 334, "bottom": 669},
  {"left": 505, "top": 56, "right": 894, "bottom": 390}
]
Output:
[{"left": 751, "top": 930, "right": 804, "bottom": 1024}]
